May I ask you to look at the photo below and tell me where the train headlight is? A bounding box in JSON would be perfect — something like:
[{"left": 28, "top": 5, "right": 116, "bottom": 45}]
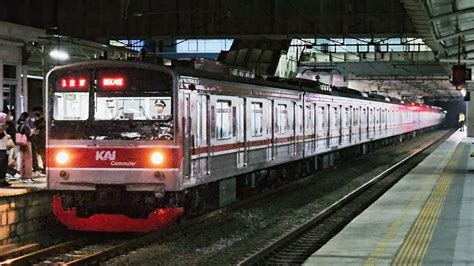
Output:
[
  {"left": 56, "top": 151, "right": 69, "bottom": 164},
  {"left": 151, "top": 152, "right": 164, "bottom": 165}
]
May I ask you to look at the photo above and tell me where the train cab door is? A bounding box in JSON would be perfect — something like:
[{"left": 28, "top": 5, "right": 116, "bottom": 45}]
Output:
[
  {"left": 183, "top": 93, "right": 192, "bottom": 179},
  {"left": 191, "top": 94, "right": 210, "bottom": 178}
]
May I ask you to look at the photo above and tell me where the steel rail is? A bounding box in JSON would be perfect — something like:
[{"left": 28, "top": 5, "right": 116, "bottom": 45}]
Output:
[{"left": 238, "top": 131, "right": 449, "bottom": 265}]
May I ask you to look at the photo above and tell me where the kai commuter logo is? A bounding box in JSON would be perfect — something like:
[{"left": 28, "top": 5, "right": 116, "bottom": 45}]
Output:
[{"left": 96, "top": 151, "right": 116, "bottom": 161}]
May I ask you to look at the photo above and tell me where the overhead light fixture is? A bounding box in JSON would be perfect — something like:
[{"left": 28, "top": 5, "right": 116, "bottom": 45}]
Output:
[{"left": 49, "top": 49, "right": 70, "bottom": 61}]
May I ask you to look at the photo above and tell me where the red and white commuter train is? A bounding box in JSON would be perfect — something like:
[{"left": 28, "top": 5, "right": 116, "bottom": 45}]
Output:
[{"left": 46, "top": 60, "right": 445, "bottom": 232}]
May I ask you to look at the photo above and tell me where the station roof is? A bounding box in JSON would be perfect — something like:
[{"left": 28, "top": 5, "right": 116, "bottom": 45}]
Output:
[
  {"left": 0, "top": 0, "right": 416, "bottom": 40},
  {"left": 402, "top": 0, "right": 474, "bottom": 63},
  {"left": 0, "top": 1, "right": 470, "bottom": 101}
]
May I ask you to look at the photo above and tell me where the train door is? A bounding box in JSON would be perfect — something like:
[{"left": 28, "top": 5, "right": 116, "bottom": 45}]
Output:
[
  {"left": 361, "top": 107, "right": 367, "bottom": 141},
  {"left": 292, "top": 102, "right": 297, "bottom": 156},
  {"left": 236, "top": 97, "right": 247, "bottom": 168},
  {"left": 183, "top": 93, "right": 192, "bottom": 178},
  {"left": 348, "top": 106, "right": 353, "bottom": 144},
  {"left": 312, "top": 104, "right": 317, "bottom": 152},
  {"left": 341, "top": 105, "right": 350, "bottom": 145},
  {"left": 377, "top": 108, "right": 382, "bottom": 137},
  {"left": 294, "top": 103, "right": 303, "bottom": 156},
  {"left": 341, "top": 105, "right": 351, "bottom": 145},
  {"left": 382, "top": 108, "right": 387, "bottom": 135},
  {"left": 367, "top": 107, "right": 372, "bottom": 139},
  {"left": 192, "top": 94, "right": 210, "bottom": 178},
  {"left": 270, "top": 100, "right": 276, "bottom": 160},
  {"left": 329, "top": 105, "right": 339, "bottom": 147},
  {"left": 325, "top": 105, "right": 330, "bottom": 148},
  {"left": 338, "top": 105, "right": 343, "bottom": 145},
  {"left": 352, "top": 106, "right": 360, "bottom": 143},
  {"left": 315, "top": 104, "right": 328, "bottom": 149},
  {"left": 304, "top": 103, "right": 315, "bottom": 155}
]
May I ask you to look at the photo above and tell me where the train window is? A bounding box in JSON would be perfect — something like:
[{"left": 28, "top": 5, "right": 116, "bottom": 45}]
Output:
[
  {"left": 353, "top": 108, "right": 359, "bottom": 126},
  {"left": 344, "top": 108, "right": 350, "bottom": 127},
  {"left": 277, "top": 104, "right": 288, "bottom": 134},
  {"left": 251, "top": 102, "right": 264, "bottom": 137},
  {"left": 216, "top": 100, "right": 232, "bottom": 140},
  {"left": 94, "top": 96, "right": 172, "bottom": 121},
  {"left": 297, "top": 105, "right": 303, "bottom": 133},
  {"left": 196, "top": 96, "right": 207, "bottom": 144},
  {"left": 361, "top": 108, "right": 367, "bottom": 125},
  {"left": 305, "top": 105, "right": 313, "bottom": 130},
  {"left": 368, "top": 109, "right": 373, "bottom": 125},
  {"left": 317, "top": 106, "right": 326, "bottom": 130},
  {"left": 53, "top": 92, "right": 89, "bottom": 120},
  {"left": 332, "top": 107, "right": 339, "bottom": 128}
]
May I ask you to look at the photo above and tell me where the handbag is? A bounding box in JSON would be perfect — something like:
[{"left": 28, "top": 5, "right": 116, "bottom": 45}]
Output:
[{"left": 15, "top": 133, "right": 28, "bottom": 146}]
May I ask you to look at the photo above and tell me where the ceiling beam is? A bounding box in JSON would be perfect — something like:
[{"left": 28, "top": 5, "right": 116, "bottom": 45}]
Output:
[
  {"left": 444, "top": 39, "right": 474, "bottom": 51},
  {"left": 445, "top": 48, "right": 474, "bottom": 58},
  {"left": 436, "top": 28, "right": 474, "bottom": 42},
  {"left": 430, "top": 7, "right": 474, "bottom": 22}
]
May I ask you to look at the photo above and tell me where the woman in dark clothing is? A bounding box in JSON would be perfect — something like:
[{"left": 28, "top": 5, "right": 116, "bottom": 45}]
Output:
[
  {"left": 0, "top": 113, "right": 10, "bottom": 186},
  {"left": 3, "top": 107, "right": 16, "bottom": 143},
  {"left": 17, "top": 112, "right": 35, "bottom": 183}
]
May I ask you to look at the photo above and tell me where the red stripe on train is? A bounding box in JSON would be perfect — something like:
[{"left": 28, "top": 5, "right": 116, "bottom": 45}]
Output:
[{"left": 47, "top": 147, "right": 182, "bottom": 168}]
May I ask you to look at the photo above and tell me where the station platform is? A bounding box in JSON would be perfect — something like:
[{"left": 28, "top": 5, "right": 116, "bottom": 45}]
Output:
[
  {"left": 305, "top": 130, "right": 471, "bottom": 265},
  {"left": 0, "top": 177, "right": 46, "bottom": 197}
]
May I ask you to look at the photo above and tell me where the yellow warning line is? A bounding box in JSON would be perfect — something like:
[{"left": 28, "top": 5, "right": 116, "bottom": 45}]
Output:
[
  {"left": 391, "top": 173, "right": 452, "bottom": 265},
  {"left": 362, "top": 180, "right": 429, "bottom": 266},
  {"left": 390, "top": 144, "right": 463, "bottom": 265},
  {"left": 363, "top": 142, "right": 463, "bottom": 266}
]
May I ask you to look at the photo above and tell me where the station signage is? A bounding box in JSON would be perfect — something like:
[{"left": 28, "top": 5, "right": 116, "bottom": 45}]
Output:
[{"left": 99, "top": 76, "right": 126, "bottom": 90}]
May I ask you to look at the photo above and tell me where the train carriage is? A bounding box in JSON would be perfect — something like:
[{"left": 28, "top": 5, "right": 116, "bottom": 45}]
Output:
[{"left": 46, "top": 60, "right": 445, "bottom": 232}]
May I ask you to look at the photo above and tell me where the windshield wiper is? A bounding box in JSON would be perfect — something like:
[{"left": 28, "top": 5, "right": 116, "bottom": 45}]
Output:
[
  {"left": 112, "top": 106, "right": 124, "bottom": 120},
  {"left": 139, "top": 106, "right": 150, "bottom": 120}
]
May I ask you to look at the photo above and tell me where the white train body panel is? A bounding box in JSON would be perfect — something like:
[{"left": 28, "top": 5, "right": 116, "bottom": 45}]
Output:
[{"left": 46, "top": 62, "right": 445, "bottom": 194}]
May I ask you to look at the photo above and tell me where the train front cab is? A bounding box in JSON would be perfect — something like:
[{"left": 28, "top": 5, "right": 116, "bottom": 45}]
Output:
[{"left": 46, "top": 62, "right": 184, "bottom": 232}]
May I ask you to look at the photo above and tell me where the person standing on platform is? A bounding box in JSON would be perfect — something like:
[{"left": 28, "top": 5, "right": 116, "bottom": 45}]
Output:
[
  {"left": 17, "top": 112, "right": 35, "bottom": 183},
  {"left": 459, "top": 112, "right": 466, "bottom": 132},
  {"left": 30, "top": 106, "right": 45, "bottom": 176},
  {"left": 0, "top": 113, "right": 11, "bottom": 187}
]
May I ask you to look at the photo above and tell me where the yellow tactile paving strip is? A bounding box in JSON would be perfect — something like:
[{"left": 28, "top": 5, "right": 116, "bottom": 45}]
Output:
[
  {"left": 362, "top": 183, "right": 429, "bottom": 266},
  {"left": 390, "top": 143, "right": 462, "bottom": 265},
  {"left": 363, "top": 139, "right": 463, "bottom": 266}
]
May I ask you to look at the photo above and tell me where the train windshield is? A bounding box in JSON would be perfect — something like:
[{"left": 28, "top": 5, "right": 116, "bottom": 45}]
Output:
[
  {"left": 94, "top": 96, "right": 172, "bottom": 121},
  {"left": 50, "top": 66, "right": 175, "bottom": 140}
]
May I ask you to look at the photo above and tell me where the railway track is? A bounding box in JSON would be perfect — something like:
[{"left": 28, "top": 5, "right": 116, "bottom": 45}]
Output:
[{"left": 238, "top": 131, "right": 450, "bottom": 265}]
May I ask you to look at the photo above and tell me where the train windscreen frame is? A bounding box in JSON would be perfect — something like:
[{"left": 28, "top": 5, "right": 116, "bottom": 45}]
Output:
[{"left": 49, "top": 66, "right": 175, "bottom": 140}]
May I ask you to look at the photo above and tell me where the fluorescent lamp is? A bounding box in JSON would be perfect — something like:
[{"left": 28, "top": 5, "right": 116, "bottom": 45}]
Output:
[{"left": 49, "top": 49, "right": 70, "bottom": 61}]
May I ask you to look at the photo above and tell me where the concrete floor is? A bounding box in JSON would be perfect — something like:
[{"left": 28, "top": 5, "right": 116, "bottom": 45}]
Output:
[{"left": 305, "top": 130, "right": 470, "bottom": 265}]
